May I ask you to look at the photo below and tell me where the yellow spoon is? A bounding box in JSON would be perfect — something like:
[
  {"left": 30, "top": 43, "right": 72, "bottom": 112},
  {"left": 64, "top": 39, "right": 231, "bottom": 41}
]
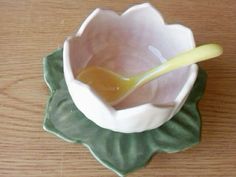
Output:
[{"left": 77, "top": 44, "right": 223, "bottom": 105}]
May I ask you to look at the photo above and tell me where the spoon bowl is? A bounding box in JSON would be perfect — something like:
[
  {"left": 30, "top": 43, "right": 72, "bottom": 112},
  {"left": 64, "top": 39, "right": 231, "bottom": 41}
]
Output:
[{"left": 78, "top": 66, "right": 134, "bottom": 104}]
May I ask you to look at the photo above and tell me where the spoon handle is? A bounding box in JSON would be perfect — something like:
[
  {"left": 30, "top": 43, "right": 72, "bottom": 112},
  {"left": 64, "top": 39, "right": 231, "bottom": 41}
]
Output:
[{"left": 133, "top": 44, "right": 223, "bottom": 86}]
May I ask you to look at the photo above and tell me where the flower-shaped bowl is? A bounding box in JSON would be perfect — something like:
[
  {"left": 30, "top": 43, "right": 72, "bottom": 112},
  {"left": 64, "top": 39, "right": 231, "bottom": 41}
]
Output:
[{"left": 63, "top": 3, "right": 198, "bottom": 133}]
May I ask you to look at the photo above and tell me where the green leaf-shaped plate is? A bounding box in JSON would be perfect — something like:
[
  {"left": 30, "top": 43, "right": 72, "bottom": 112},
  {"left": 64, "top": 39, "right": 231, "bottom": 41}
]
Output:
[{"left": 43, "top": 48, "right": 207, "bottom": 176}]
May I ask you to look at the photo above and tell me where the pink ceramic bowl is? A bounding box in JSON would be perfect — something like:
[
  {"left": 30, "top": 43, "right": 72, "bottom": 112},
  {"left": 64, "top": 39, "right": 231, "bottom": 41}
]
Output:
[{"left": 63, "top": 3, "right": 198, "bottom": 133}]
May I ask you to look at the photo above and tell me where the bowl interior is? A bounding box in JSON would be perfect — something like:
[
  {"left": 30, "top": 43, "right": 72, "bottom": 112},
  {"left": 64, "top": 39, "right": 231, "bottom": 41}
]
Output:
[{"left": 68, "top": 9, "right": 193, "bottom": 109}]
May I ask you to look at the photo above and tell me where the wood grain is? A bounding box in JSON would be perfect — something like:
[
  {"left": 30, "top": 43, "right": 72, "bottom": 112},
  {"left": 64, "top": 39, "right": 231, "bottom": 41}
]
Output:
[{"left": 0, "top": 0, "right": 236, "bottom": 176}]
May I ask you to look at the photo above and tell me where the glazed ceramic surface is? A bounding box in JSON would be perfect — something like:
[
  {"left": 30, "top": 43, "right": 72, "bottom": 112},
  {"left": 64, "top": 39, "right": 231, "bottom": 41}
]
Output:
[
  {"left": 63, "top": 3, "right": 198, "bottom": 133},
  {"left": 43, "top": 48, "right": 206, "bottom": 176}
]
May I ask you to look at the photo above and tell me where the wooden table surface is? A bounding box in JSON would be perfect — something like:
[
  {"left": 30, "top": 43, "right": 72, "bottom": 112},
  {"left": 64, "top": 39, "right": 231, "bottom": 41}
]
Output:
[{"left": 1, "top": 0, "right": 236, "bottom": 176}]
